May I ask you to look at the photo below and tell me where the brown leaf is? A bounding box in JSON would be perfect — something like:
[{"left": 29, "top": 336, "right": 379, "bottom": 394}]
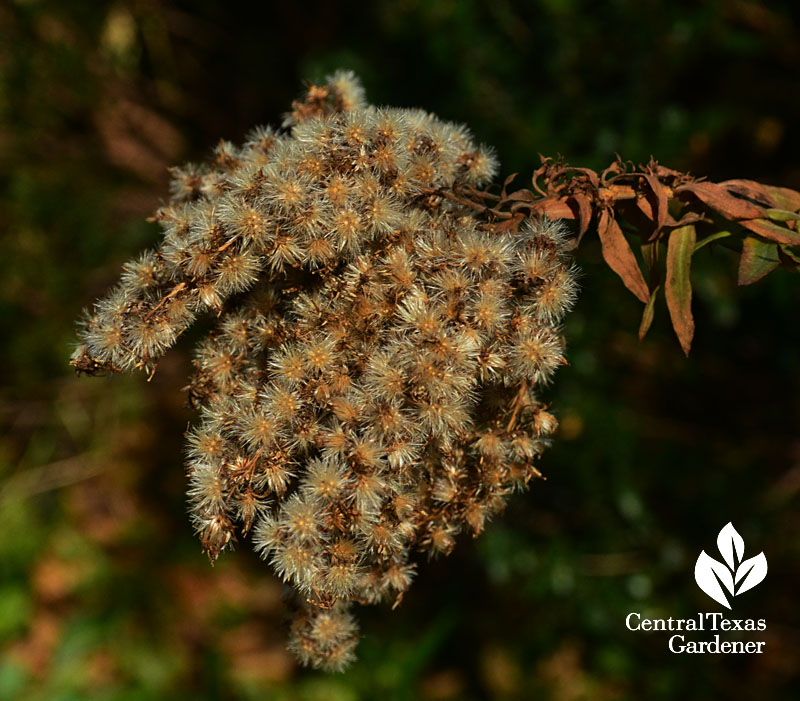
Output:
[
  {"left": 644, "top": 174, "right": 669, "bottom": 232},
  {"left": 597, "top": 209, "right": 649, "bottom": 303},
  {"left": 719, "top": 179, "right": 777, "bottom": 208},
  {"left": 678, "top": 182, "right": 764, "bottom": 220},
  {"left": 503, "top": 189, "right": 536, "bottom": 203},
  {"left": 500, "top": 173, "right": 518, "bottom": 199},
  {"left": 635, "top": 195, "right": 655, "bottom": 223},
  {"left": 654, "top": 164, "right": 684, "bottom": 179},
  {"left": 533, "top": 198, "right": 575, "bottom": 220},
  {"left": 665, "top": 225, "right": 696, "bottom": 355},
  {"left": 740, "top": 218, "right": 800, "bottom": 246},
  {"left": 670, "top": 210, "right": 706, "bottom": 228},
  {"left": 567, "top": 167, "right": 600, "bottom": 189},
  {"left": 567, "top": 194, "right": 593, "bottom": 240},
  {"left": 494, "top": 213, "right": 525, "bottom": 233},
  {"left": 738, "top": 237, "right": 780, "bottom": 285}
]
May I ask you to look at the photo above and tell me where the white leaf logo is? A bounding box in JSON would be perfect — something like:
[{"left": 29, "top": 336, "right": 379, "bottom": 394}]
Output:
[
  {"left": 694, "top": 523, "right": 767, "bottom": 608},
  {"left": 716, "top": 522, "right": 744, "bottom": 570},
  {"left": 735, "top": 552, "right": 768, "bottom": 595}
]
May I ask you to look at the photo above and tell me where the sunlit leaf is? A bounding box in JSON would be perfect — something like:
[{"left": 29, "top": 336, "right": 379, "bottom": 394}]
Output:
[
  {"left": 765, "top": 208, "right": 800, "bottom": 222},
  {"left": 679, "top": 182, "right": 763, "bottom": 220},
  {"left": 665, "top": 225, "right": 695, "bottom": 355},
  {"left": 740, "top": 218, "right": 800, "bottom": 246},
  {"left": 597, "top": 209, "right": 649, "bottom": 303},
  {"left": 764, "top": 184, "right": 800, "bottom": 212},
  {"left": 719, "top": 179, "right": 777, "bottom": 208},
  {"left": 693, "top": 230, "right": 731, "bottom": 253},
  {"left": 738, "top": 237, "right": 779, "bottom": 285},
  {"left": 638, "top": 285, "right": 660, "bottom": 341}
]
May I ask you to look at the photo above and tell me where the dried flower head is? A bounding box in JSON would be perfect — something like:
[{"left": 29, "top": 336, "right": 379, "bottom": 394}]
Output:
[{"left": 71, "top": 70, "right": 578, "bottom": 671}]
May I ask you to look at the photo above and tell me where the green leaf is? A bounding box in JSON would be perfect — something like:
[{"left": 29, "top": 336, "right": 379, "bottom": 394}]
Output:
[
  {"left": 738, "top": 237, "right": 780, "bottom": 285},
  {"left": 693, "top": 230, "right": 731, "bottom": 253},
  {"left": 638, "top": 285, "right": 660, "bottom": 341},
  {"left": 778, "top": 246, "right": 800, "bottom": 272},
  {"left": 764, "top": 185, "right": 800, "bottom": 212},
  {"left": 765, "top": 208, "right": 800, "bottom": 222},
  {"left": 640, "top": 241, "right": 659, "bottom": 277},
  {"left": 665, "top": 225, "right": 696, "bottom": 355}
]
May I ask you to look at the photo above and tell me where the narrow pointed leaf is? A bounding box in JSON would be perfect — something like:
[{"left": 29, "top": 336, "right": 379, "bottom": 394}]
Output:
[
  {"left": 679, "top": 182, "right": 764, "bottom": 220},
  {"left": 765, "top": 208, "right": 800, "bottom": 222},
  {"left": 738, "top": 237, "right": 780, "bottom": 285},
  {"left": 778, "top": 246, "right": 800, "bottom": 271},
  {"left": 597, "top": 209, "right": 649, "bottom": 303},
  {"left": 638, "top": 285, "right": 660, "bottom": 341},
  {"left": 740, "top": 218, "right": 800, "bottom": 246},
  {"left": 693, "top": 230, "right": 732, "bottom": 253},
  {"left": 665, "top": 225, "right": 696, "bottom": 355}
]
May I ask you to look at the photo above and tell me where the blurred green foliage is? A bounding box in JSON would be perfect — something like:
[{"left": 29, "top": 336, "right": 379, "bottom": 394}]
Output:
[{"left": 1, "top": 1, "right": 799, "bottom": 699}]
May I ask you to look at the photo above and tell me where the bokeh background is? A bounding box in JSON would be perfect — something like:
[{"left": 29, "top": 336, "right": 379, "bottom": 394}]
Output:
[{"left": 2, "top": 1, "right": 799, "bottom": 699}]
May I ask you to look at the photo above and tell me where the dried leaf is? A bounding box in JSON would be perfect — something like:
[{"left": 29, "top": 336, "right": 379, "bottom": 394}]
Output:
[
  {"left": 503, "top": 189, "right": 536, "bottom": 203},
  {"left": 638, "top": 285, "right": 660, "bottom": 341},
  {"left": 597, "top": 209, "right": 649, "bottom": 303},
  {"left": 493, "top": 213, "right": 525, "bottom": 233},
  {"left": 665, "top": 224, "right": 696, "bottom": 355},
  {"left": 567, "top": 194, "right": 593, "bottom": 240},
  {"left": 569, "top": 167, "right": 600, "bottom": 189},
  {"left": 654, "top": 164, "right": 685, "bottom": 179},
  {"left": 719, "top": 179, "right": 777, "bottom": 208},
  {"left": 644, "top": 174, "right": 669, "bottom": 232},
  {"left": 670, "top": 210, "right": 706, "bottom": 228},
  {"left": 678, "top": 182, "right": 764, "bottom": 220},
  {"left": 740, "top": 218, "right": 800, "bottom": 246},
  {"left": 635, "top": 195, "right": 655, "bottom": 222},
  {"left": 738, "top": 237, "right": 779, "bottom": 285},
  {"left": 533, "top": 198, "right": 575, "bottom": 220},
  {"left": 500, "top": 173, "right": 518, "bottom": 199}
]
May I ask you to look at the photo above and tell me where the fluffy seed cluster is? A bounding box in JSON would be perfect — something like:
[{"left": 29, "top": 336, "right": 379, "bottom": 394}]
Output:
[{"left": 72, "top": 72, "right": 578, "bottom": 671}]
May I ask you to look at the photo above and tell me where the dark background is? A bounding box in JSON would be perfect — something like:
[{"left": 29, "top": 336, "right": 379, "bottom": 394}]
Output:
[{"left": 1, "top": 1, "right": 799, "bottom": 699}]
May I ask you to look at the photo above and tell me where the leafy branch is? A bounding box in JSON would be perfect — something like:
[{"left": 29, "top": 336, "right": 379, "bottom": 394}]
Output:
[{"left": 433, "top": 157, "right": 800, "bottom": 354}]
